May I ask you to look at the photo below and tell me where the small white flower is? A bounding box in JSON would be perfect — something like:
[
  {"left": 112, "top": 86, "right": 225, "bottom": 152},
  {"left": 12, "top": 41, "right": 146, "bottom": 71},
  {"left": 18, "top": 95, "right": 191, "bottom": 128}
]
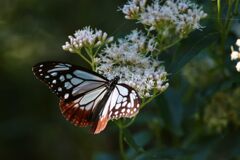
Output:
[
  {"left": 230, "top": 38, "right": 240, "bottom": 72},
  {"left": 236, "top": 62, "right": 240, "bottom": 72},
  {"left": 121, "top": 0, "right": 147, "bottom": 19},
  {"left": 231, "top": 51, "right": 239, "bottom": 60},
  {"left": 125, "top": 29, "right": 157, "bottom": 52},
  {"left": 62, "top": 26, "right": 113, "bottom": 53},
  {"left": 236, "top": 39, "right": 240, "bottom": 47},
  {"left": 178, "top": 2, "right": 188, "bottom": 12},
  {"left": 147, "top": 38, "right": 157, "bottom": 52}
]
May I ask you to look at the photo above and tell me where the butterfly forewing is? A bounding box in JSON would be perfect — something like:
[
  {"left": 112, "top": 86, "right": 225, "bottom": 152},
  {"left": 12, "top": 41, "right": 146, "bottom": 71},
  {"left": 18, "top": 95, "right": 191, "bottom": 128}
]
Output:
[{"left": 32, "top": 61, "right": 108, "bottom": 101}]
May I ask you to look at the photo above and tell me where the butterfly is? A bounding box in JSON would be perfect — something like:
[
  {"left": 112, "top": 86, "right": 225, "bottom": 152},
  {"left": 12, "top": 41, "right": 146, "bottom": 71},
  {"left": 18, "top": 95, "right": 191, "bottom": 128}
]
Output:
[{"left": 32, "top": 61, "right": 141, "bottom": 134}]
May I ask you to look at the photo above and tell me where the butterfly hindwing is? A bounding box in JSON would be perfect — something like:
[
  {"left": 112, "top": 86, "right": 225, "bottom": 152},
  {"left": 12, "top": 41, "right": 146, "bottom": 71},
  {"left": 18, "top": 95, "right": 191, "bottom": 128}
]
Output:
[
  {"left": 108, "top": 84, "right": 141, "bottom": 119},
  {"left": 91, "top": 84, "right": 141, "bottom": 134}
]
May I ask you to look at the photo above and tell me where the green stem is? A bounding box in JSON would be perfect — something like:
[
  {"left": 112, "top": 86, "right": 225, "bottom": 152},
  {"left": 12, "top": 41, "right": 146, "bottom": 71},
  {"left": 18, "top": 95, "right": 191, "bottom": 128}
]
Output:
[
  {"left": 84, "top": 48, "right": 95, "bottom": 70},
  {"left": 219, "top": 0, "right": 234, "bottom": 55},
  {"left": 217, "top": 0, "right": 223, "bottom": 46},
  {"left": 76, "top": 51, "right": 92, "bottom": 67},
  {"left": 94, "top": 45, "right": 103, "bottom": 57},
  {"left": 141, "top": 90, "right": 162, "bottom": 109},
  {"left": 160, "top": 38, "right": 181, "bottom": 52},
  {"left": 122, "top": 117, "right": 136, "bottom": 128},
  {"left": 217, "top": 0, "right": 221, "bottom": 20},
  {"left": 91, "top": 45, "right": 104, "bottom": 71},
  {"left": 224, "top": 0, "right": 233, "bottom": 30},
  {"left": 234, "top": 0, "right": 239, "bottom": 15},
  {"left": 118, "top": 123, "right": 127, "bottom": 160}
]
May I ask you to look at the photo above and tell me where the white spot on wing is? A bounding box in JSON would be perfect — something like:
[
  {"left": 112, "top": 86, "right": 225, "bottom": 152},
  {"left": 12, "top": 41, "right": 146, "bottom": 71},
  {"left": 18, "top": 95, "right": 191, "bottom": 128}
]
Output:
[
  {"left": 115, "top": 103, "right": 121, "bottom": 109},
  {"left": 74, "top": 98, "right": 80, "bottom": 104},
  {"left": 122, "top": 101, "right": 127, "bottom": 106},
  {"left": 64, "top": 82, "right": 72, "bottom": 89},
  {"left": 130, "top": 93, "right": 134, "bottom": 107},
  {"left": 66, "top": 74, "right": 72, "bottom": 79},
  {"left": 55, "top": 64, "right": 66, "bottom": 68},
  {"left": 51, "top": 72, "right": 57, "bottom": 76},
  {"left": 73, "top": 70, "right": 105, "bottom": 81},
  {"left": 71, "top": 78, "right": 83, "bottom": 85},
  {"left": 52, "top": 80, "right": 56, "bottom": 84},
  {"left": 117, "top": 95, "right": 123, "bottom": 103},
  {"left": 64, "top": 93, "right": 69, "bottom": 99},
  {"left": 60, "top": 75, "right": 65, "bottom": 82},
  {"left": 65, "top": 64, "right": 72, "bottom": 67},
  {"left": 133, "top": 91, "right": 137, "bottom": 96},
  {"left": 73, "top": 104, "right": 79, "bottom": 108},
  {"left": 117, "top": 85, "right": 129, "bottom": 96},
  {"left": 48, "top": 67, "right": 69, "bottom": 72}
]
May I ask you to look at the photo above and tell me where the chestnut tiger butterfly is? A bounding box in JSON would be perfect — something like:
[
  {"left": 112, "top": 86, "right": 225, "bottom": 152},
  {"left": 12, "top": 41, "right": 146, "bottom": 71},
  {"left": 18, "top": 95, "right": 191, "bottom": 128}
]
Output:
[{"left": 32, "top": 61, "right": 141, "bottom": 134}]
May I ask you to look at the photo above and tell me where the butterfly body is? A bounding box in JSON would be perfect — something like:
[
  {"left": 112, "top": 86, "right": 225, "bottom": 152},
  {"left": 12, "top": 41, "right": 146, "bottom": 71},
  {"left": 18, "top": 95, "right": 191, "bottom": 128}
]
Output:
[
  {"left": 90, "top": 76, "right": 119, "bottom": 121},
  {"left": 32, "top": 61, "right": 141, "bottom": 134}
]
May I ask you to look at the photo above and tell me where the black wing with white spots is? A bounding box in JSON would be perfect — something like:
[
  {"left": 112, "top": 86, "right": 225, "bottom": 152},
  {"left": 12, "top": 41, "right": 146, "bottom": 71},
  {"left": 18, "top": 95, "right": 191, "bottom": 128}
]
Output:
[
  {"left": 32, "top": 61, "right": 108, "bottom": 102},
  {"left": 32, "top": 61, "right": 141, "bottom": 134}
]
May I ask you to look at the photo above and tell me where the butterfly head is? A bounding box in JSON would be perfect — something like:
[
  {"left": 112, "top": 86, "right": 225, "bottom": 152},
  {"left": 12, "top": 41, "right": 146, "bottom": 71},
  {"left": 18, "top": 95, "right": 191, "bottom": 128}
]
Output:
[
  {"left": 108, "top": 76, "right": 120, "bottom": 88},
  {"left": 114, "top": 76, "right": 120, "bottom": 81},
  {"left": 112, "top": 76, "right": 120, "bottom": 84}
]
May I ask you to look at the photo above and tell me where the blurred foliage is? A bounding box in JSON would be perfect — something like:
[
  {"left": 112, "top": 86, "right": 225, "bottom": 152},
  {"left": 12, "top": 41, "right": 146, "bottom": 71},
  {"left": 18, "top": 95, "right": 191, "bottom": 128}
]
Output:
[
  {"left": 204, "top": 87, "right": 240, "bottom": 133},
  {"left": 1, "top": 0, "right": 240, "bottom": 160}
]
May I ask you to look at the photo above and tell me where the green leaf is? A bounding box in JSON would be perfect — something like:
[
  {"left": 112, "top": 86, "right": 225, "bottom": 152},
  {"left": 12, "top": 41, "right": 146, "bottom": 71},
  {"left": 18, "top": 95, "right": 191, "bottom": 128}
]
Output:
[{"left": 169, "top": 31, "right": 219, "bottom": 74}]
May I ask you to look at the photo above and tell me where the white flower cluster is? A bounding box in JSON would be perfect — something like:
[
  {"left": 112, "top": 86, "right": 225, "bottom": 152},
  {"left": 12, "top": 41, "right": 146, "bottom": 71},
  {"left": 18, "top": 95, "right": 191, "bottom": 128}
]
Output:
[
  {"left": 230, "top": 39, "right": 240, "bottom": 72},
  {"left": 96, "top": 30, "right": 169, "bottom": 97},
  {"left": 121, "top": 0, "right": 147, "bottom": 19},
  {"left": 121, "top": 0, "right": 207, "bottom": 37},
  {"left": 62, "top": 26, "right": 113, "bottom": 53},
  {"left": 124, "top": 30, "right": 157, "bottom": 53}
]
